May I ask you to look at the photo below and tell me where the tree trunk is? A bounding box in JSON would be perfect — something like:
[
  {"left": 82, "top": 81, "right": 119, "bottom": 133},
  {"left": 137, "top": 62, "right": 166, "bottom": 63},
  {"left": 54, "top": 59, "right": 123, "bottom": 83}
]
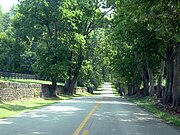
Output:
[
  {"left": 117, "top": 87, "right": 124, "bottom": 96},
  {"left": 140, "top": 68, "right": 149, "bottom": 96},
  {"left": 127, "top": 82, "right": 133, "bottom": 96},
  {"left": 147, "top": 68, "right": 155, "bottom": 96},
  {"left": 65, "top": 52, "right": 83, "bottom": 94},
  {"left": 136, "top": 57, "right": 149, "bottom": 96},
  {"left": 130, "top": 72, "right": 137, "bottom": 95},
  {"left": 64, "top": 51, "right": 73, "bottom": 94},
  {"left": 49, "top": 77, "right": 57, "bottom": 97},
  {"left": 172, "top": 44, "right": 180, "bottom": 107},
  {"left": 102, "top": 66, "right": 106, "bottom": 81},
  {"left": 68, "top": 77, "right": 77, "bottom": 94},
  {"left": 132, "top": 83, "right": 137, "bottom": 95},
  {"left": 135, "top": 85, "right": 140, "bottom": 96},
  {"left": 64, "top": 79, "right": 70, "bottom": 93},
  {"left": 157, "top": 61, "right": 165, "bottom": 99},
  {"left": 163, "top": 44, "right": 174, "bottom": 104}
]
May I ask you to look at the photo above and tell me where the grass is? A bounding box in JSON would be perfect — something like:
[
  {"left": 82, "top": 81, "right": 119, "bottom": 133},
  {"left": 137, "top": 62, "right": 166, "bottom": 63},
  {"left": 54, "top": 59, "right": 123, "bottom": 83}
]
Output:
[
  {"left": 0, "top": 92, "right": 92, "bottom": 119},
  {"left": 127, "top": 96, "right": 180, "bottom": 126},
  {"left": 0, "top": 78, "right": 64, "bottom": 85}
]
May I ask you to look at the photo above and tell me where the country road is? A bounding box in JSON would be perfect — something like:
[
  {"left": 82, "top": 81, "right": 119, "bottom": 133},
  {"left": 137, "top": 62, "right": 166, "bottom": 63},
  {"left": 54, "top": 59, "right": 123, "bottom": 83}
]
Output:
[{"left": 0, "top": 83, "right": 179, "bottom": 135}]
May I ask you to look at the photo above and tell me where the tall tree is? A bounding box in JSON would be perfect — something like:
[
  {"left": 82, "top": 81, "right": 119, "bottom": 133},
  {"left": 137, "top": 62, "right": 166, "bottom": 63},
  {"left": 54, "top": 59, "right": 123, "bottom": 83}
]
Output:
[
  {"left": 63, "top": 0, "right": 112, "bottom": 94},
  {"left": 14, "top": 0, "right": 74, "bottom": 96}
]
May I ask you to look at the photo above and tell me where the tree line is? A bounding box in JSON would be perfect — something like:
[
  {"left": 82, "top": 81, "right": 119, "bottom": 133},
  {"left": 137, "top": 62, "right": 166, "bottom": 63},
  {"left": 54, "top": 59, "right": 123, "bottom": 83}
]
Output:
[
  {"left": 0, "top": 0, "right": 112, "bottom": 96},
  {"left": 108, "top": 0, "right": 180, "bottom": 107}
]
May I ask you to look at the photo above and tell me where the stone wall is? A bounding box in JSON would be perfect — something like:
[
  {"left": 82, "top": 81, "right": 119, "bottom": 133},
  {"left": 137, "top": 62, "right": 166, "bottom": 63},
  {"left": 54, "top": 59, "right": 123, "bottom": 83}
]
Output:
[
  {"left": 75, "top": 87, "right": 87, "bottom": 93},
  {"left": 0, "top": 82, "right": 41, "bottom": 101},
  {"left": 0, "top": 82, "right": 88, "bottom": 101}
]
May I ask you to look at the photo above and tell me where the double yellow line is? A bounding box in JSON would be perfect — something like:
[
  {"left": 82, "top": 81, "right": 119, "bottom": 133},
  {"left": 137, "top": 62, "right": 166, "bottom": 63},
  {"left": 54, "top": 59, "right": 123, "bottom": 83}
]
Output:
[{"left": 73, "top": 97, "right": 104, "bottom": 135}]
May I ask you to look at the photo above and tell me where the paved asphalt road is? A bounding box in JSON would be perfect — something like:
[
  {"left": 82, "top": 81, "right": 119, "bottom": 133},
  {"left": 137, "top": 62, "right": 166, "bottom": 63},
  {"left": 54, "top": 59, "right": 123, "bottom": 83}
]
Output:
[{"left": 0, "top": 83, "right": 180, "bottom": 135}]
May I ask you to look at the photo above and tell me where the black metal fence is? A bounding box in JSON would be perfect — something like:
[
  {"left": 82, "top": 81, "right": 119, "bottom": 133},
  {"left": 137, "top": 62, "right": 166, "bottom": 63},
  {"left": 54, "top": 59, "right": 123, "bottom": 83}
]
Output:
[{"left": 0, "top": 71, "right": 39, "bottom": 80}]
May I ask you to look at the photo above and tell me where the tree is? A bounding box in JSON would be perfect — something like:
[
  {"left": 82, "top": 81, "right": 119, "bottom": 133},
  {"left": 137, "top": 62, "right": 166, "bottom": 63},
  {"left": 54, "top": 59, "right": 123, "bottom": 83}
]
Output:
[
  {"left": 0, "top": 6, "right": 4, "bottom": 32},
  {"left": 63, "top": 0, "right": 113, "bottom": 94},
  {"left": 0, "top": 10, "right": 25, "bottom": 73},
  {"left": 148, "top": 0, "right": 179, "bottom": 104},
  {"left": 15, "top": 0, "right": 109, "bottom": 95},
  {"left": 78, "top": 28, "right": 112, "bottom": 91},
  {"left": 14, "top": 0, "right": 75, "bottom": 96},
  {"left": 172, "top": 44, "right": 180, "bottom": 107}
]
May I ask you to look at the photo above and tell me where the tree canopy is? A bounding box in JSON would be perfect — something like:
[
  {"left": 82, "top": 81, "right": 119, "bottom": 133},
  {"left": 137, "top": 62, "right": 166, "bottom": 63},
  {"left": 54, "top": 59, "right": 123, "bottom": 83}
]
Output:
[{"left": 0, "top": 0, "right": 179, "bottom": 106}]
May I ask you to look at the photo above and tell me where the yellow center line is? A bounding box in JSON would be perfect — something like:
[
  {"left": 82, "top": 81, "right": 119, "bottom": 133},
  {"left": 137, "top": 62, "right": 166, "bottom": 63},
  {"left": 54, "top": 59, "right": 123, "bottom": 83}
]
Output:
[
  {"left": 82, "top": 130, "right": 89, "bottom": 135},
  {"left": 73, "top": 97, "right": 104, "bottom": 135}
]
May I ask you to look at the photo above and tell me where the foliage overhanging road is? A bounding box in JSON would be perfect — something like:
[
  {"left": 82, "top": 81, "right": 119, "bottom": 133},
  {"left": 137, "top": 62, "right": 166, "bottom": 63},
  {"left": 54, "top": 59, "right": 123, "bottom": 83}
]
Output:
[{"left": 0, "top": 83, "right": 180, "bottom": 135}]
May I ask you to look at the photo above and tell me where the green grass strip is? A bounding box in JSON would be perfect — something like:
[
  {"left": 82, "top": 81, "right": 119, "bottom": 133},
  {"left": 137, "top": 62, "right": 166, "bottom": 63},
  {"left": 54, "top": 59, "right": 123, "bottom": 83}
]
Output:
[
  {"left": 0, "top": 78, "right": 64, "bottom": 85},
  {"left": 127, "top": 96, "right": 180, "bottom": 126}
]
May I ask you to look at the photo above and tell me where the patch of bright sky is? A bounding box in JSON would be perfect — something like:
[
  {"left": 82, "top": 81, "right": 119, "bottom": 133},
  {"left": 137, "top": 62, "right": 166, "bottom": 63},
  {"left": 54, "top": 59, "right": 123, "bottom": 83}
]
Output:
[
  {"left": 0, "top": 0, "right": 113, "bottom": 15},
  {"left": 0, "top": 0, "right": 19, "bottom": 13}
]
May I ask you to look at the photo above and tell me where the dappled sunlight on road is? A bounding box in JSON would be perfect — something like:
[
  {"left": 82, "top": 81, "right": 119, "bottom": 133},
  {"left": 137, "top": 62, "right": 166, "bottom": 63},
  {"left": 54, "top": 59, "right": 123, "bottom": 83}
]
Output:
[
  {"left": 34, "top": 106, "right": 82, "bottom": 112},
  {"left": 99, "top": 100, "right": 135, "bottom": 105},
  {"left": 10, "top": 106, "right": 83, "bottom": 118},
  {"left": 100, "top": 82, "right": 115, "bottom": 97},
  {"left": 63, "top": 97, "right": 135, "bottom": 106},
  {"left": 32, "top": 132, "right": 42, "bottom": 135},
  {"left": 92, "top": 110, "right": 157, "bottom": 123},
  {"left": 0, "top": 120, "right": 13, "bottom": 125},
  {"left": 87, "top": 93, "right": 179, "bottom": 135}
]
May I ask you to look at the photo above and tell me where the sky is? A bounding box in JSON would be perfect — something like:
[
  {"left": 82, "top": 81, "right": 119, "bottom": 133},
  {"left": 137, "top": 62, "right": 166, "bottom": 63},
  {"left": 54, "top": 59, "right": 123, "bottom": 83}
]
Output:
[
  {"left": 0, "top": 0, "right": 19, "bottom": 13},
  {"left": 0, "top": 0, "right": 113, "bottom": 14}
]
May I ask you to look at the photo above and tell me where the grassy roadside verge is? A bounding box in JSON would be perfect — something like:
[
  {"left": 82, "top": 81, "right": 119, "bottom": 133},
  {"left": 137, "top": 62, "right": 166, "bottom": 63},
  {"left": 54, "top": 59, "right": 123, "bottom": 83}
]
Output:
[
  {"left": 0, "top": 92, "right": 92, "bottom": 119},
  {"left": 127, "top": 96, "right": 180, "bottom": 126}
]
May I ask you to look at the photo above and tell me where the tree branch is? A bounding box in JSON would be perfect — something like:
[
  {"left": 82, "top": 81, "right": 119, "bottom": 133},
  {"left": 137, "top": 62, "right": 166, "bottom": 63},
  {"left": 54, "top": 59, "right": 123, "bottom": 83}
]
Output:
[{"left": 85, "top": 7, "right": 113, "bottom": 36}]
